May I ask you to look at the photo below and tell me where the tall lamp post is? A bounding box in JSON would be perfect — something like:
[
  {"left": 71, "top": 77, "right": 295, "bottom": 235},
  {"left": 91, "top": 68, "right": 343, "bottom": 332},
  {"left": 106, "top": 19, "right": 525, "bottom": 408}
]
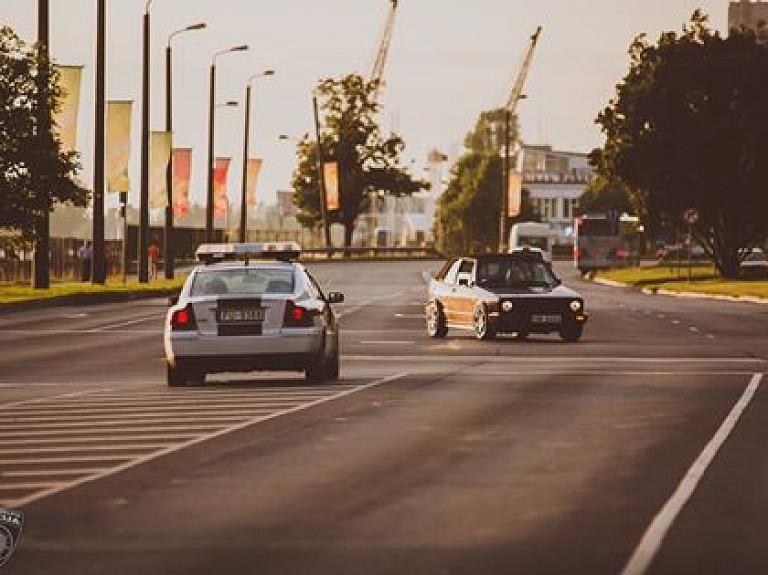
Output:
[
  {"left": 312, "top": 94, "right": 331, "bottom": 247},
  {"left": 164, "top": 22, "right": 206, "bottom": 279},
  {"left": 239, "top": 69, "right": 275, "bottom": 243},
  {"left": 206, "top": 45, "right": 249, "bottom": 242},
  {"left": 33, "top": 0, "right": 51, "bottom": 289},
  {"left": 138, "top": 0, "right": 154, "bottom": 283}
]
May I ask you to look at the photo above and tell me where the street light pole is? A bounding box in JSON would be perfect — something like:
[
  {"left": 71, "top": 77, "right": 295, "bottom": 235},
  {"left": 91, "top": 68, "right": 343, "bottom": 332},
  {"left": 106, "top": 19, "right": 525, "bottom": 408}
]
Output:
[
  {"left": 240, "top": 70, "right": 274, "bottom": 243},
  {"left": 206, "top": 45, "right": 249, "bottom": 242},
  {"left": 92, "top": 0, "right": 107, "bottom": 283},
  {"left": 500, "top": 108, "right": 511, "bottom": 253},
  {"left": 312, "top": 94, "right": 331, "bottom": 247},
  {"left": 164, "top": 22, "right": 206, "bottom": 279},
  {"left": 33, "top": 0, "right": 50, "bottom": 289},
  {"left": 138, "top": 0, "right": 153, "bottom": 283}
]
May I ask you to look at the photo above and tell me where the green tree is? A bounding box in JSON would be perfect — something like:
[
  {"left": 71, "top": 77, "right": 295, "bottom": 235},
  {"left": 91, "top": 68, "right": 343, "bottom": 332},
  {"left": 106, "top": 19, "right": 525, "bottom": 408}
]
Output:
[
  {"left": 595, "top": 12, "right": 768, "bottom": 277},
  {"left": 436, "top": 108, "right": 535, "bottom": 255},
  {"left": 0, "top": 27, "right": 89, "bottom": 240},
  {"left": 290, "top": 74, "right": 426, "bottom": 247}
]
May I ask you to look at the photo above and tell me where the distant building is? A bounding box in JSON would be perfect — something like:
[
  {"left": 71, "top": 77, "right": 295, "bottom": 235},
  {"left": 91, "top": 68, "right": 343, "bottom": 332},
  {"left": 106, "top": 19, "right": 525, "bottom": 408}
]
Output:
[
  {"left": 515, "top": 145, "right": 593, "bottom": 245},
  {"left": 729, "top": 0, "right": 768, "bottom": 34}
]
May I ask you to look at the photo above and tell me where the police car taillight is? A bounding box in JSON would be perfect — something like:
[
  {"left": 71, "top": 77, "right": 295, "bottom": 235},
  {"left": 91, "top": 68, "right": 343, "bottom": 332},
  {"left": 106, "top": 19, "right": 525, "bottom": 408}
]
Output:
[
  {"left": 171, "top": 304, "right": 197, "bottom": 331},
  {"left": 283, "top": 300, "right": 313, "bottom": 327}
]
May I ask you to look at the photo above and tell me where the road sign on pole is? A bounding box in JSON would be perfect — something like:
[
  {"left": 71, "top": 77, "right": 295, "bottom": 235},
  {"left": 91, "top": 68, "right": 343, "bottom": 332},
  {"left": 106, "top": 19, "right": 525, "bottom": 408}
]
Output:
[{"left": 683, "top": 208, "right": 699, "bottom": 225}]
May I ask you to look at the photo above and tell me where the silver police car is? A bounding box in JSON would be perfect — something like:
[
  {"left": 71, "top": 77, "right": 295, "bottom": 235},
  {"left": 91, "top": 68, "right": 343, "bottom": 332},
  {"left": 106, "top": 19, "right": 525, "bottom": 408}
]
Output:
[{"left": 164, "top": 242, "right": 344, "bottom": 386}]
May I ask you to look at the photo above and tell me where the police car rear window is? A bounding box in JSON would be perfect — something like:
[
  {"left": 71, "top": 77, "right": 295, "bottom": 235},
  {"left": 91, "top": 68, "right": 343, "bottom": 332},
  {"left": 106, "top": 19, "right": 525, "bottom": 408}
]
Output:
[{"left": 191, "top": 268, "right": 295, "bottom": 296}]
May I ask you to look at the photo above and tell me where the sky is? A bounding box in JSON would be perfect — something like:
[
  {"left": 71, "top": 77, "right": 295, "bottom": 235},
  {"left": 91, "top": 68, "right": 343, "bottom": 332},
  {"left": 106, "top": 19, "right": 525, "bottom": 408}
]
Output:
[{"left": 1, "top": 0, "right": 729, "bottom": 210}]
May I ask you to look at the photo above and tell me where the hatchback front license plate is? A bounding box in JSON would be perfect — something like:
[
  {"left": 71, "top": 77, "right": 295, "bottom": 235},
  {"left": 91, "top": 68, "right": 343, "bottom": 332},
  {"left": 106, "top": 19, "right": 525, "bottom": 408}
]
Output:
[
  {"left": 217, "top": 308, "right": 264, "bottom": 323},
  {"left": 531, "top": 314, "right": 561, "bottom": 324}
]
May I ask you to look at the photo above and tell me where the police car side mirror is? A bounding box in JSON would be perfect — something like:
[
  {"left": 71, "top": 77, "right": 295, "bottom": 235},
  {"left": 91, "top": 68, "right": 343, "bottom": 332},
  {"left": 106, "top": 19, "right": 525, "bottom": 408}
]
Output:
[{"left": 327, "top": 292, "right": 345, "bottom": 304}]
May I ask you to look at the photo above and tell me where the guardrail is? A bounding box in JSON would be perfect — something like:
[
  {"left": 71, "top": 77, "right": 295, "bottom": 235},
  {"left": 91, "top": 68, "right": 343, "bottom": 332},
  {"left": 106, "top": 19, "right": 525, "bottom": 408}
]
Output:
[{"left": 299, "top": 246, "right": 444, "bottom": 261}]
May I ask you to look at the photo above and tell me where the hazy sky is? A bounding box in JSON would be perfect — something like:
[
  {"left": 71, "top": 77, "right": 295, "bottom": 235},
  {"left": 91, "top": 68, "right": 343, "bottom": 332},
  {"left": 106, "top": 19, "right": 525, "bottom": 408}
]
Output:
[{"left": 2, "top": 0, "right": 728, "bottom": 208}]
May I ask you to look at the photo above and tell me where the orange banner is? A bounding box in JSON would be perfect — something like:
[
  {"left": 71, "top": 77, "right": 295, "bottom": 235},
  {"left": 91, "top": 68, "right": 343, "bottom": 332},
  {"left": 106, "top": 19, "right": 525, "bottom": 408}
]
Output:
[
  {"left": 213, "top": 157, "right": 231, "bottom": 219},
  {"left": 508, "top": 172, "right": 522, "bottom": 217},
  {"left": 323, "top": 161, "right": 340, "bottom": 211},
  {"left": 246, "top": 158, "right": 263, "bottom": 206},
  {"left": 172, "top": 148, "right": 192, "bottom": 218}
]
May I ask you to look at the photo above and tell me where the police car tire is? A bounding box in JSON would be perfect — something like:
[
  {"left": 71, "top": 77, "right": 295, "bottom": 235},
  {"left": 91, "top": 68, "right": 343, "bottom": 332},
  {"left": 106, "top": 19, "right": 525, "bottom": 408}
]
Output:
[
  {"left": 166, "top": 361, "right": 187, "bottom": 387},
  {"left": 325, "top": 350, "right": 340, "bottom": 380},
  {"left": 305, "top": 352, "right": 326, "bottom": 383}
]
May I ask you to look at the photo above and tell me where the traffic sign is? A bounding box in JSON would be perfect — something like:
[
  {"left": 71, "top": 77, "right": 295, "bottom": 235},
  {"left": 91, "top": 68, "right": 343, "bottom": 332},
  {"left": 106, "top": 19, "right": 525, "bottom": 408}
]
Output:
[{"left": 683, "top": 208, "right": 699, "bottom": 225}]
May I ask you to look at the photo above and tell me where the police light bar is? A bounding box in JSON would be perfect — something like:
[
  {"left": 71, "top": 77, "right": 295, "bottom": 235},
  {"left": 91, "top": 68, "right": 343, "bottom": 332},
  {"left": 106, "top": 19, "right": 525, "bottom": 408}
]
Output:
[{"left": 196, "top": 242, "right": 302, "bottom": 264}]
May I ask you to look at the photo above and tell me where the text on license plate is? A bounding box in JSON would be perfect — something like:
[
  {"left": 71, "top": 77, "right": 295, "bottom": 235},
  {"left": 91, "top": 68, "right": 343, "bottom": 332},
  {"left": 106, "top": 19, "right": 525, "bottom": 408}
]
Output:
[
  {"left": 217, "top": 308, "right": 264, "bottom": 323},
  {"left": 531, "top": 314, "right": 561, "bottom": 323}
]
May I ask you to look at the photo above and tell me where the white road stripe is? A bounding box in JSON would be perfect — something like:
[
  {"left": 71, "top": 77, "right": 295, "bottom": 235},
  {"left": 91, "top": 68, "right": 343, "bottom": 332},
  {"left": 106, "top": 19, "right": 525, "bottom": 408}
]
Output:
[
  {"left": 343, "top": 355, "right": 766, "bottom": 363},
  {"left": 0, "top": 388, "right": 117, "bottom": 409},
  {"left": 87, "top": 314, "right": 162, "bottom": 332},
  {"left": 9, "top": 372, "right": 408, "bottom": 507},
  {"left": 0, "top": 482, "right": 64, "bottom": 491},
  {"left": 0, "top": 444, "right": 176, "bottom": 455},
  {"left": 0, "top": 410, "right": 272, "bottom": 423},
  {"left": 360, "top": 341, "right": 417, "bottom": 345},
  {"left": 0, "top": 434, "right": 200, "bottom": 445},
  {"left": 0, "top": 425, "right": 227, "bottom": 436},
  {"left": 0, "top": 416, "right": 249, "bottom": 430},
  {"left": 2, "top": 469, "right": 107, "bottom": 477},
  {"left": 620, "top": 372, "right": 763, "bottom": 575}
]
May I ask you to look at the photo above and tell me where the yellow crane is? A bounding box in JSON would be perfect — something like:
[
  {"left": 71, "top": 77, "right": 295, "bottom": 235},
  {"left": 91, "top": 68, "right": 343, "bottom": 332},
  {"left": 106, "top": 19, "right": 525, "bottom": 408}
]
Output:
[
  {"left": 500, "top": 26, "right": 543, "bottom": 251},
  {"left": 370, "top": 0, "right": 399, "bottom": 98}
]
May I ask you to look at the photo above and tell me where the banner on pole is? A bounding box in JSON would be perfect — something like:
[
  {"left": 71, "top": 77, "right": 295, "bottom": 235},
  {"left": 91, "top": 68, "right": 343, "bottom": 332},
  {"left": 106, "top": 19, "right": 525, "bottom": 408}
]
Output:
[
  {"left": 172, "top": 148, "right": 192, "bottom": 218},
  {"left": 149, "top": 131, "right": 172, "bottom": 209},
  {"left": 214, "top": 157, "right": 231, "bottom": 219},
  {"left": 106, "top": 100, "right": 133, "bottom": 194},
  {"left": 54, "top": 65, "right": 83, "bottom": 152},
  {"left": 246, "top": 158, "right": 263, "bottom": 206},
  {"left": 323, "top": 161, "right": 340, "bottom": 211},
  {"left": 508, "top": 172, "right": 522, "bottom": 217}
]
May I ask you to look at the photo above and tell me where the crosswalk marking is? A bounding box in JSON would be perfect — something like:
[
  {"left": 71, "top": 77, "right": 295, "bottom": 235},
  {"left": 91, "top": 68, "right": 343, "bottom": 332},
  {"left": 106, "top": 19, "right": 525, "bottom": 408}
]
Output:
[{"left": 0, "top": 374, "right": 406, "bottom": 508}]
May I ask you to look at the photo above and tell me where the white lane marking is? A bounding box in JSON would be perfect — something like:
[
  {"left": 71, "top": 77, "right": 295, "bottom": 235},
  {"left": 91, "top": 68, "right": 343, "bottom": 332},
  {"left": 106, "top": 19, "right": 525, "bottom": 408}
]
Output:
[
  {"left": 0, "top": 444, "right": 175, "bottom": 455},
  {"left": 2, "top": 469, "right": 105, "bottom": 477},
  {"left": 671, "top": 319, "right": 681, "bottom": 325},
  {"left": 87, "top": 314, "right": 162, "bottom": 332},
  {"left": 0, "top": 434, "right": 200, "bottom": 446},
  {"left": 0, "top": 410, "right": 274, "bottom": 424},
  {"left": 11, "top": 372, "right": 408, "bottom": 507},
  {"left": 0, "top": 329, "right": 160, "bottom": 335},
  {"left": 0, "top": 482, "right": 65, "bottom": 491},
  {"left": 464, "top": 371, "right": 758, "bottom": 377},
  {"left": 0, "top": 425, "right": 226, "bottom": 437},
  {"left": 0, "top": 388, "right": 117, "bottom": 410},
  {"left": 689, "top": 326, "right": 699, "bottom": 333},
  {"left": 0, "top": 455, "right": 135, "bottom": 465},
  {"left": 343, "top": 355, "right": 767, "bottom": 364},
  {"left": 394, "top": 313, "right": 425, "bottom": 319},
  {"left": 620, "top": 372, "right": 763, "bottom": 575},
  {"left": 360, "top": 341, "right": 417, "bottom": 345}
]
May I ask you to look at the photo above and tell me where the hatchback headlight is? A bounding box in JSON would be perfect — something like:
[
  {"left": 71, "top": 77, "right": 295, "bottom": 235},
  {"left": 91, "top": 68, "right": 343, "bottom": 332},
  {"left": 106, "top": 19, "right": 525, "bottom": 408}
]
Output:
[
  {"left": 501, "top": 300, "right": 515, "bottom": 312},
  {"left": 569, "top": 299, "right": 582, "bottom": 312}
]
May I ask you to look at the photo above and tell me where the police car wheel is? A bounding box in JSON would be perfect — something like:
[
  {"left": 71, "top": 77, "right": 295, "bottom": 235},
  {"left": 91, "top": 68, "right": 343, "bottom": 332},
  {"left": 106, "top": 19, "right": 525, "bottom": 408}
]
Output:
[
  {"left": 305, "top": 352, "right": 327, "bottom": 383},
  {"left": 166, "top": 361, "right": 188, "bottom": 387},
  {"left": 474, "top": 306, "right": 497, "bottom": 341}
]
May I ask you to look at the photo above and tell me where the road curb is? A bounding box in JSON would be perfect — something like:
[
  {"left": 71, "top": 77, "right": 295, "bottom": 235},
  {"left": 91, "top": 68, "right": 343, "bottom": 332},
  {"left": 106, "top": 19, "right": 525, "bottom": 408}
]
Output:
[
  {"left": 0, "top": 289, "right": 175, "bottom": 315},
  {"left": 593, "top": 277, "right": 768, "bottom": 305}
]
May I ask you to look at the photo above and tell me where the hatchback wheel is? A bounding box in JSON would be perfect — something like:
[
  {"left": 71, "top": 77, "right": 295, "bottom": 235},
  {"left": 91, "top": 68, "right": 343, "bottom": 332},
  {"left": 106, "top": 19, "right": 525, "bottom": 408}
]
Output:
[
  {"left": 426, "top": 302, "right": 448, "bottom": 338},
  {"left": 474, "top": 306, "right": 497, "bottom": 341},
  {"left": 560, "top": 324, "right": 584, "bottom": 342}
]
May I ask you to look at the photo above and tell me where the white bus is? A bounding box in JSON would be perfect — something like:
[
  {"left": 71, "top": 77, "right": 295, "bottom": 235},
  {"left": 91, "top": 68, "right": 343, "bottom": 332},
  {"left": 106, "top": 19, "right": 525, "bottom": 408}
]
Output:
[
  {"left": 574, "top": 213, "right": 640, "bottom": 276},
  {"left": 508, "top": 222, "right": 556, "bottom": 261}
]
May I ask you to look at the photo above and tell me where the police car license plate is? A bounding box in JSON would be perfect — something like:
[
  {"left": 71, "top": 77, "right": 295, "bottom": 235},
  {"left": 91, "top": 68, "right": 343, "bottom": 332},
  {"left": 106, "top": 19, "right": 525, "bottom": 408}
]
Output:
[
  {"left": 217, "top": 308, "right": 264, "bottom": 323},
  {"left": 531, "top": 314, "right": 561, "bottom": 323}
]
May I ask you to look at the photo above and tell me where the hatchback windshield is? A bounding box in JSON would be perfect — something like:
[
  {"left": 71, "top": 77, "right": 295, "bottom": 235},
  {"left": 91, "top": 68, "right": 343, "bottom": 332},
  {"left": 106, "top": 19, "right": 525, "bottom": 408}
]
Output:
[
  {"left": 190, "top": 268, "right": 295, "bottom": 296},
  {"left": 476, "top": 258, "right": 556, "bottom": 288}
]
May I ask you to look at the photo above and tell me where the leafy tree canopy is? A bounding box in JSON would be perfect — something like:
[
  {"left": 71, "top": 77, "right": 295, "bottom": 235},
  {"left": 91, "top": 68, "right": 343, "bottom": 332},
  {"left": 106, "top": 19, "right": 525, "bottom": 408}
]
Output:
[
  {"left": 0, "top": 27, "right": 88, "bottom": 240},
  {"left": 595, "top": 12, "right": 768, "bottom": 277},
  {"left": 290, "top": 73, "right": 427, "bottom": 247},
  {"left": 437, "top": 108, "right": 537, "bottom": 255}
]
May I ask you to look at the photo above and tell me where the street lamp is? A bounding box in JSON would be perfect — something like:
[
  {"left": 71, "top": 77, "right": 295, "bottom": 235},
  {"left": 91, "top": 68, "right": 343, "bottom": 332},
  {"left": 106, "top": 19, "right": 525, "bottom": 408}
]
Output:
[
  {"left": 239, "top": 69, "right": 275, "bottom": 242},
  {"left": 164, "top": 21, "right": 206, "bottom": 279},
  {"left": 138, "top": 0, "right": 155, "bottom": 283},
  {"left": 206, "top": 44, "right": 249, "bottom": 242},
  {"left": 500, "top": 94, "right": 527, "bottom": 253},
  {"left": 312, "top": 94, "right": 331, "bottom": 247}
]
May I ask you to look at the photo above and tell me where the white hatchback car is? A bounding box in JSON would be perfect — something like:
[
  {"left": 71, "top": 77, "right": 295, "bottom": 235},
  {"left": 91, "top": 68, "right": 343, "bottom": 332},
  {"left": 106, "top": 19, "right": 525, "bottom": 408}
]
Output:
[{"left": 164, "top": 242, "right": 344, "bottom": 386}]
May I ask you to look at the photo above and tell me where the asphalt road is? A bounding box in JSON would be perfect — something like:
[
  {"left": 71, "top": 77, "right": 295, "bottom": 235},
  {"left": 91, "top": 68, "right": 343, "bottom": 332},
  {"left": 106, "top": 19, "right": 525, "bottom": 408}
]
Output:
[{"left": 2, "top": 260, "right": 768, "bottom": 575}]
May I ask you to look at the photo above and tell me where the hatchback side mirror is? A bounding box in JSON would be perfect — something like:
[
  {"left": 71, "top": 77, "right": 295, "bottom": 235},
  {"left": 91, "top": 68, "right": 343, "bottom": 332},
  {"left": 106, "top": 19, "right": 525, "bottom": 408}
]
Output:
[{"left": 327, "top": 292, "right": 345, "bottom": 304}]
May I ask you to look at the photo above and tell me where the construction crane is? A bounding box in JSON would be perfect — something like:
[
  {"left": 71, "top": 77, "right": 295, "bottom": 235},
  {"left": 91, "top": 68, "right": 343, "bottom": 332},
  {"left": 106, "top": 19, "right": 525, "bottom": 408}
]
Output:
[
  {"left": 369, "top": 0, "right": 399, "bottom": 97},
  {"left": 499, "top": 26, "right": 543, "bottom": 251},
  {"left": 505, "top": 26, "right": 542, "bottom": 113}
]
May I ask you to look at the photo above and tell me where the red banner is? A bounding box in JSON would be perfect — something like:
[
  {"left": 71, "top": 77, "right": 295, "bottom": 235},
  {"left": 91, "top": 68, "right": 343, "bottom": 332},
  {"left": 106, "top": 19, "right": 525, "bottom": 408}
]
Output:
[
  {"left": 172, "top": 148, "right": 192, "bottom": 218},
  {"left": 213, "top": 157, "right": 231, "bottom": 219}
]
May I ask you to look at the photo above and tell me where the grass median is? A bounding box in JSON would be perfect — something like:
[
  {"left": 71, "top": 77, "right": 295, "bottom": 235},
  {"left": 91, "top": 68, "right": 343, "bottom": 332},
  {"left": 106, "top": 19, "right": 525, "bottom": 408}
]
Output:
[
  {"left": 0, "top": 276, "right": 187, "bottom": 305},
  {"left": 598, "top": 264, "right": 768, "bottom": 300}
]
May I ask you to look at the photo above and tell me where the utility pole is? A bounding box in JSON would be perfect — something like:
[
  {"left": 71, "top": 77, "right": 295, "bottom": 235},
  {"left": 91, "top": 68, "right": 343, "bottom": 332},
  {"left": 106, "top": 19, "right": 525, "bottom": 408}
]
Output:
[
  {"left": 312, "top": 95, "right": 331, "bottom": 247},
  {"left": 33, "top": 0, "right": 50, "bottom": 289},
  {"left": 92, "top": 0, "right": 107, "bottom": 283}
]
